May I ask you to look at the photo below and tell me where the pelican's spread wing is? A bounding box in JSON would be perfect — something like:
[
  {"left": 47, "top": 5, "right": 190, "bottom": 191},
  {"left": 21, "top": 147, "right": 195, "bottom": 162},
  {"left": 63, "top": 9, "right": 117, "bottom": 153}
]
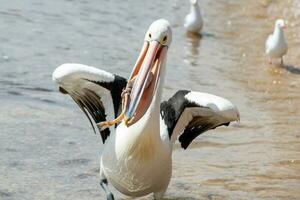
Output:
[
  {"left": 160, "top": 90, "right": 240, "bottom": 149},
  {"left": 52, "top": 63, "right": 127, "bottom": 143}
]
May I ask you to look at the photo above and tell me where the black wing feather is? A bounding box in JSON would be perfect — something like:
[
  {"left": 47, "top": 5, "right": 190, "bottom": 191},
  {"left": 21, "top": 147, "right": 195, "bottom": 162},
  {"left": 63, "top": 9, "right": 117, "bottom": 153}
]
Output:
[
  {"left": 161, "top": 90, "right": 233, "bottom": 149},
  {"left": 179, "top": 117, "right": 215, "bottom": 149},
  {"left": 60, "top": 76, "right": 127, "bottom": 143},
  {"left": 160, "top": 90, "right": 199, "bottom": 139}
]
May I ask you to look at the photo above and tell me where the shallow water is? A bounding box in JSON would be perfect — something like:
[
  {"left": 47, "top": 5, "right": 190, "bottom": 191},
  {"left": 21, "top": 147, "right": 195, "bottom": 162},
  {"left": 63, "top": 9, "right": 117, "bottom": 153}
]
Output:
[{"left": 1, "top": 0, "right": 300, "bottom": 199}]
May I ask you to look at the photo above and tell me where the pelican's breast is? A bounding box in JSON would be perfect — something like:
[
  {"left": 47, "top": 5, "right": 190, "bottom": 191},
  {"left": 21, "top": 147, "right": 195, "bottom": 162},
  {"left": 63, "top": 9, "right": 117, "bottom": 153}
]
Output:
[{"left": 100, "top": 123, "right": 172, "bottom": 197}]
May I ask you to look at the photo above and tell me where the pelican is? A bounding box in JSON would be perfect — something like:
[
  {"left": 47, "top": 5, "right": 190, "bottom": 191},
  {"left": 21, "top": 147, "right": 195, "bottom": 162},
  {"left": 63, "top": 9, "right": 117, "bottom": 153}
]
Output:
[
  {"left": 265, "top": 19, "right": 288, "bottom": 65},
  {"left": 184, "top": 0, "right": 203, "bottom": 34},
  {"left": 52, "top": 19, "right": 239, "bottom": 200}
]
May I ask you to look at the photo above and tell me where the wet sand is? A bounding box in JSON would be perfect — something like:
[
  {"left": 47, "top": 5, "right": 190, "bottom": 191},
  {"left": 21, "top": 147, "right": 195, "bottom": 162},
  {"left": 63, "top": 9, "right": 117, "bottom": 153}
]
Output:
[{"left": 0, "top": 0, "right": 299, "bottom": 199}]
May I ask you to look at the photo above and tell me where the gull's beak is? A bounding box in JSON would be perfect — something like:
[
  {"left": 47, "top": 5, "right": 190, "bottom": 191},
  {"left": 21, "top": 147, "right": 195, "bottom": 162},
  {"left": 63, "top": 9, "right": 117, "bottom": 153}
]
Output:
[{"left": 124, "top": 40, "right": 167, "bottom": 126}]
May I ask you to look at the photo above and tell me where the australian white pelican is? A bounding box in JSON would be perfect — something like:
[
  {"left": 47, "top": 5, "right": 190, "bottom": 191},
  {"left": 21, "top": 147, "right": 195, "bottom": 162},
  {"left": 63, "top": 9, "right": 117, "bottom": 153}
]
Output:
[
  {"left": 265, "top": 19, "right": 288, "bottom": 65},
  {"left": 52, "top": 19, "right": 239, "bottom": 200},
  {"left": 184, "top": 0, "right": 203, "bottom": 34}
]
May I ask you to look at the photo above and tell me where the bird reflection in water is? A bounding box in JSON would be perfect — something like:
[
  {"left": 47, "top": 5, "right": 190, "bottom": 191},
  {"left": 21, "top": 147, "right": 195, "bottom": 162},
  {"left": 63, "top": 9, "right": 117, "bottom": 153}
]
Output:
[{"left": 185, "top": 32, "right": 201, "bottom": 66}]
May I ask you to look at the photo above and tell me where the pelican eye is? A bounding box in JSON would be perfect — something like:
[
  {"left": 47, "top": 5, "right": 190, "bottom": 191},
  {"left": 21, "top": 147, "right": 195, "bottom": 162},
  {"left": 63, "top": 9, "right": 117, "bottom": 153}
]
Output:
[
  {"left": 149, "top": 33, "right": 152, "bottom": 38},
  {"left": 161, "top": 36, "right": 168, "bottom": 44}
]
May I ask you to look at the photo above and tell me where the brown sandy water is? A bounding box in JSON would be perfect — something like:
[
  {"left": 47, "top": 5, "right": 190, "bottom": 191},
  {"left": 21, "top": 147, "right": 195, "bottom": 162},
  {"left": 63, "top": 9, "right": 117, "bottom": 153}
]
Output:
[{"left": 0, "top": 0, "right": 299, "bottom": 199}]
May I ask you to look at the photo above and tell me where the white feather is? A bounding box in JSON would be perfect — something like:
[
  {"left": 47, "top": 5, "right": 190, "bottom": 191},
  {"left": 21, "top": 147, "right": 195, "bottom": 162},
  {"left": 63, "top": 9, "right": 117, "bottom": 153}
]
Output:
[
  {"left": 265, "top": 19, "right": 288, "bottom": 59},
  {"left": 185, "top": 91, "right": 239, "bottom": 121},
  {"left": 52, "top": 63, "right": 116, "bottom": 134},
  {"left": 171, "top": 91, "right": 240, "bottom": 144},
  {"left": 184, "top": 0, "right": 203, "bottom": 33},
  {"left": 53, "top": 63, "right": 115, "bottom": 84}
]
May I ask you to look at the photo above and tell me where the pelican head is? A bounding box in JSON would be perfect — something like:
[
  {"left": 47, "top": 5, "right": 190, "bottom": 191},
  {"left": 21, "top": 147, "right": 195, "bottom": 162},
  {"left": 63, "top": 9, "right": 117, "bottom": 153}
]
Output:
[
  {"left": 124, "top": 19, "right": 172, "bottom": 125},
  {"left": 275, "top": 19, "right": 285, "bottom": 29},
  {"left": 145, "top": 19, "right": 172, "bottom": 47}
]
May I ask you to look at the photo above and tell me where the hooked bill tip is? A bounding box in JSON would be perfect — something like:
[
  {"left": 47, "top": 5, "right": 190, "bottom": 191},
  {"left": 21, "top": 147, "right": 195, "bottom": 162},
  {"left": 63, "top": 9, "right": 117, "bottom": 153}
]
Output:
[{"left": 124, "top": 116, "right": 130, "bottom": 127}]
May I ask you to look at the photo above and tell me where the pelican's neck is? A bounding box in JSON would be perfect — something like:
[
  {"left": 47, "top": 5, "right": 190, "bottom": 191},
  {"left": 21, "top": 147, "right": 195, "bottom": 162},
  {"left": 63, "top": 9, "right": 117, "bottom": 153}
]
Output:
[
  {"left": 118, "top": 59, "right": 166, "bottom": 139},
  {"left": 139, "top": 60, "right": 166, "bottom": 137},
  {"left": 114, "top": 63, "right": 167, "bottom": 161}
]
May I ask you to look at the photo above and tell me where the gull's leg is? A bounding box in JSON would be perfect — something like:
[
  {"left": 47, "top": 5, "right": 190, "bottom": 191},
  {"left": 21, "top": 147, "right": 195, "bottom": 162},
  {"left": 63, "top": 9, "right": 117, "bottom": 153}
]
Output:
[
  {"left": 268, "top": 57, "right": 272, "bottom": 64},
  {"left": 100, "top": 168, "right": 114, "bottom": 200},
  {"left": 280, "top": 57, "right": 284, "bottom": 65}
]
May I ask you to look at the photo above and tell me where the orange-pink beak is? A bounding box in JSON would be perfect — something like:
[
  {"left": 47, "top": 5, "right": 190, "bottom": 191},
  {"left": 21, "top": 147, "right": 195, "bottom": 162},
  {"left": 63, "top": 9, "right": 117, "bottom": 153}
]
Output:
[{"left": 124, "top": 40, "right": 167, "bottom": 126}]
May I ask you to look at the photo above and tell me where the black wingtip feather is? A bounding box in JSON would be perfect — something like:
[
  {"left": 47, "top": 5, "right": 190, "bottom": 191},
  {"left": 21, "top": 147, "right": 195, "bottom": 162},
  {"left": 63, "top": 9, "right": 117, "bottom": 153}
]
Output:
[
  {"left": 59, "top": 87, "right": 68, "bottom": 94},
  {"left": 58, "top": 73, "right": 127, "bottom": 144},
  {"left": 179, "top": 124, "right": 212, "bottom": 149},
  {"left": 161, "top": 90, "right": 230, "bottom": 150}
]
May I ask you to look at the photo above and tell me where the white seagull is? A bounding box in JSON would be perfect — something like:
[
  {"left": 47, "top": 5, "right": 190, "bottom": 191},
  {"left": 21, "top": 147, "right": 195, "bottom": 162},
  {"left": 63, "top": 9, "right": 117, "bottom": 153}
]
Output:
[
  {"left": 184, "top": 0, "right": 203, "bottom": 34},
  {"left": 265, "top": 19, "right": 288, "bottom": 65},
  {"left": 52, "top": 19, "right": 239, "bottom": 200}
]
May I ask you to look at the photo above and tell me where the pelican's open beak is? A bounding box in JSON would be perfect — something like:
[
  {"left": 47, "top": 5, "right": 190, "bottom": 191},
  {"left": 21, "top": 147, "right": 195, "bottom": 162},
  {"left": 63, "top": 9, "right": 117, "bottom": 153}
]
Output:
[{"left": 124, "top": 40, "right": 168, "bottom": 126}]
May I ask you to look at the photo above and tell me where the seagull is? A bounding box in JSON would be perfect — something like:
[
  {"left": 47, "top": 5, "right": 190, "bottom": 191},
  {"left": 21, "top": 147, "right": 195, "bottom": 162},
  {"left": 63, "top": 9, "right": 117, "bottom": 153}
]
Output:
[
  {"left": 52, "top": 19, "right": 239, "bottom": 200},
  {"left": 265, "top": 19, "right": 288, "bottom": 65},
  {"left": 184, "top": 0, "right": 203, "bottom": 34}
]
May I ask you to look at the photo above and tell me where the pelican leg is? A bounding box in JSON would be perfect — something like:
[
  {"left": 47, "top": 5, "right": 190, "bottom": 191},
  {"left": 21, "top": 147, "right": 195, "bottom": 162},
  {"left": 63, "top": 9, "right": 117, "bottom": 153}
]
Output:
[
  {"left": 280, "top": 57, "right": 284, "bottom": 65},
  {"left": 268, "top": 57, "right": 272, "bottom": 64},
  {"left": 100, "top": 179, "right": 115, "bottom": 200}
]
